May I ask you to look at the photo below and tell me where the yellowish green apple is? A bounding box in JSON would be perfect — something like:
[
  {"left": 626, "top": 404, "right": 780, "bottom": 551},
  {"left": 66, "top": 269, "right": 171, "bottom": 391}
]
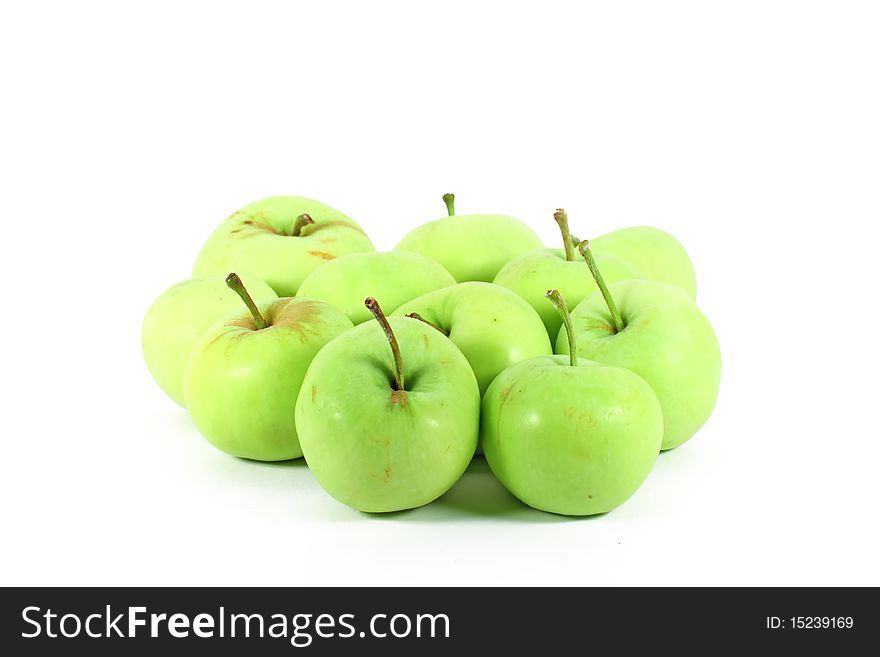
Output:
[
  {"left": 392, "top": 282, "right": 551, "bottom": 396},
  {"left": 590, "top": 226, "right": 696, "bottom": 299},
  {"left": 482, "top": 289, "right": 663, "bottom": 515},
  {"left": 296, "top": 298, "right": 480, "bottom": 512},
  {"left": 193, "top": 196, "right": 374, "bottom": 296},
  {"left": 494, "top": 209, "right": 641, "bottom": 338},
  {"left": 394, "top": 193, "right": 542, "bottom": 282},
  {"left": 296, "top": 251, "right": 455, "bottom": 324},
  {"left": 142, "top": 274, "right": 277, "bottom": 406},
  {"left": 556, "top": 242, "right": 720, "bottom": 450},
  {"left": 183, "top": 274, "right": 353, "bottom": 461}
]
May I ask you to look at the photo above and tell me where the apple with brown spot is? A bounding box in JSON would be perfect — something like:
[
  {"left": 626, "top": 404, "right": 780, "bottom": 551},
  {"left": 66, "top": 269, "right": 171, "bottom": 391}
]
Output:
[
  {"left": 296, "top": 298, "right": 480, "bottom": 512},
  {"left": 183, "top": 274, "right": 353, "bottom": 461},
  {"left": 193, "top": 196, "right": 375, "bottom": 297}
]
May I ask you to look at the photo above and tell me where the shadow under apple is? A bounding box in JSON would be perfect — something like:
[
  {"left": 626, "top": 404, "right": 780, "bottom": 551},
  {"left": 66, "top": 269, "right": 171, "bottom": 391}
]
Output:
[{"left": 364, "top": 458, "right": 591, "bottom": 524}]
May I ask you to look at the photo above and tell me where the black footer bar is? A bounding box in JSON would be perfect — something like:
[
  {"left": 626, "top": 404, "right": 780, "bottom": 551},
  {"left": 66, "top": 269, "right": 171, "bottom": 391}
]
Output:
[{"left": 1, "top": 587, "right": 874, "bottom": 653}]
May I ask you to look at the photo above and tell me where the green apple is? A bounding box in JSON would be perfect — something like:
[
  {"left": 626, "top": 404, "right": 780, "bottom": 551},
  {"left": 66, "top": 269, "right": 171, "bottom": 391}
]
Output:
[
  {"left": 183, "top": 274, "right": 353, "bottom": 461},
  {"left": 556, "top": 242, "right": 721, "bottom": 450},
  {"left": 494, "top": 209, "right": 641, "bottom": 338},
  {"left": 296, "top": 298, "right": 480, "bottom": 512},
  {"left": 394, "top": 193, "right": 543, "bottom": 282},
  {"left": 590, "top": 226, "right": 697, "bottom": 299},
  {"left": 193, "top": 196, "right": 375, "bottom": 297},
  {"left": 482, "top": 289, "right": 663, "bottom": 516},
  {"left": 392, "top": 282, "right": 551, "bottom": 396},
  {"left": 296, "top": 251, "right": 455, "bottom": 325},
  {"left": 142, "top": 274, "right": 277, "bottom": 407}
]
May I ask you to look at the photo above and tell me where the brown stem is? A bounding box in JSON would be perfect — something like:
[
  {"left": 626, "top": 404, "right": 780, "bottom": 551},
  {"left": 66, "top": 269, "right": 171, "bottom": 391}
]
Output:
[
  {"left": 405, "top": 312, "right": 450, "bottom": 336},
  {"left": 545, "top": 289, "right": 577, "bottom": 366},
  {"left": 578, "top": 240, "right": 624, "bottom": 333},
  {"left": 365, "top": 297, "right": 405, "bottom": 391},
  {"left": 225, "top": 273, "right": 268, "bottom": 330},
  {"left": 553, "top": 209, "right": 576, "bottom": 261},
  {"left": 291, "top": 213, "right": 314, "bottom": 236}
]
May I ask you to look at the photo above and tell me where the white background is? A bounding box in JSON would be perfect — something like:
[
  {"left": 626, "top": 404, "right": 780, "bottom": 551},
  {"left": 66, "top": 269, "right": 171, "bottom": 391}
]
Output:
[{"left": 2, "top": 1, "right": 878, "bottom": 586}]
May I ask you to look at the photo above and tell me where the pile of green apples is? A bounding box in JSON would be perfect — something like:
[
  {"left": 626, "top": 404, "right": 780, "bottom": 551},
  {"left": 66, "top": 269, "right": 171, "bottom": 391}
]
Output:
[{"left": 142, "top": 194, "right": 720, "bottom": 516}]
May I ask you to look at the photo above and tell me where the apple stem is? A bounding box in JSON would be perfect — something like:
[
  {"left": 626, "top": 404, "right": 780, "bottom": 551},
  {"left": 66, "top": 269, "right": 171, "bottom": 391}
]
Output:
[
  {"left": 578, "top": 240, "right": 624, "bottom": 333},
  {"left": 405, "top": 312, "right": 450, "bottom": 336},
  {"left": 442, "top": 193, "right": 455, "bottom": 216},
  {"left": 365, "top": 297, "right": 405, "bottom": 391},
  {"left": 553, "top": 209, "right": 576, "bottom": 261},
  {"left": 291, "top": 213, "right": 314, "bottom": 237},
  {"left": 225, "top": 273, "right": 268, "bottom": 330},
  {"left": 545, "top": 289, "right": 578, "bottom": 366}
]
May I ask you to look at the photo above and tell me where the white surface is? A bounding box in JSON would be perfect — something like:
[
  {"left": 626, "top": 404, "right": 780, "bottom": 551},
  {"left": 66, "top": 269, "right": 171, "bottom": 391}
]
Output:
[{"left": 2, "top": 1, "right": 878, "bottom": 586}]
